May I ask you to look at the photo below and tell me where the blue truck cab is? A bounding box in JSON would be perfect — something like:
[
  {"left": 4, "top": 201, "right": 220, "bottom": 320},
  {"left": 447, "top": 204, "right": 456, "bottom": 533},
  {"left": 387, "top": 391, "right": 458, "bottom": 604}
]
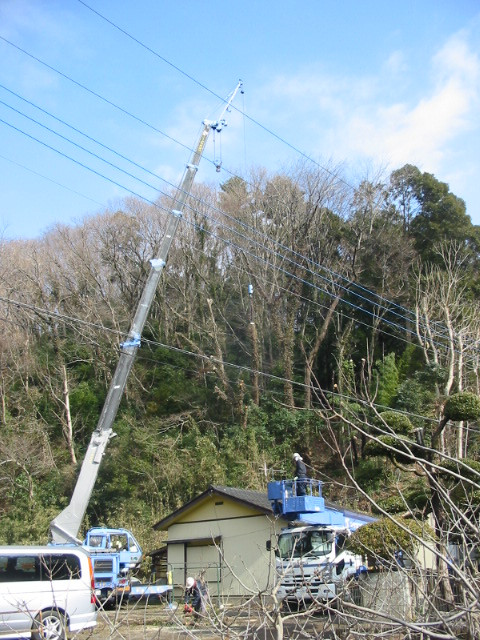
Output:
[{"left": 83, "top": 527, "right": 142, "bottom": 603}]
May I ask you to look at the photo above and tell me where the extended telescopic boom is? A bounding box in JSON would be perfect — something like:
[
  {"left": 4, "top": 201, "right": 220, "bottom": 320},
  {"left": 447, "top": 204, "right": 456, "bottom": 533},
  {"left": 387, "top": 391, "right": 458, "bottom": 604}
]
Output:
[{"left": 50, "top": 81, "right": 243, "bottom": 544}]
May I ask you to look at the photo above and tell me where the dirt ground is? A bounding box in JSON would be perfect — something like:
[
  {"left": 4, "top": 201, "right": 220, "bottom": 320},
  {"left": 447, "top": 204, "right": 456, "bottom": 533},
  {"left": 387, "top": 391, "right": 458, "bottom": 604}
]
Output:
[
  {"left": 86, "top": 602, "right": 187, "bottom": 640},
  {"left": 80, "top": 601, "right": 344, "bottom": 640}
]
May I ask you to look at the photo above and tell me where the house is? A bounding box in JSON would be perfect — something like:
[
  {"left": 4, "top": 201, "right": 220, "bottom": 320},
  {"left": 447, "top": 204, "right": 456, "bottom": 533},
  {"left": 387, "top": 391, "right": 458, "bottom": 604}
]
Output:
[
  {"left": 152, "top": 484, "right": 373, "bottom": 599},
  {"left": 152, "top": 485, "right": 284, "bottom": 598}
]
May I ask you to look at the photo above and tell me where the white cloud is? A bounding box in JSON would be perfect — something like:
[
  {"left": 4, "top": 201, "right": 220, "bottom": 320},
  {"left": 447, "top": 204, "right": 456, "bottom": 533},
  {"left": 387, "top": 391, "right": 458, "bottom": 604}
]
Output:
[
  {"left": 249, "top": 28, "right": 480, "bottom": 219},
  {"left": 433, "top": 30, "right": 480, "bottom": 88},
  {"left": 286, "top": 30, "right": 480, "bottom": 180},
  {"left": 1, "top": 0, "right": 66, "bottom": 41},
  {"left": 379, "top": 31, "right": 480, "bottom": 172},
  {"left": 382, "top": 50, "right": 408, "bottom": 77}
]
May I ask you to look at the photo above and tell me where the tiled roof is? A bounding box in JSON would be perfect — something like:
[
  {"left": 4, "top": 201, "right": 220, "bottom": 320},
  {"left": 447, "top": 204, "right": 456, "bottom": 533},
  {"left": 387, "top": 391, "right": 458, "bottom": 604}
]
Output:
[
  {"left": 153, "top": 484, "right": 374, "bottom": 530},
  {"left": 209, "top": 485, "right": 357, "bottom": 515},
  {"left": 153, "top": 484, "right": 275, "bottom": 530},
  {"left": 210, "top": 485, "right": 273, "bottom": 512}
]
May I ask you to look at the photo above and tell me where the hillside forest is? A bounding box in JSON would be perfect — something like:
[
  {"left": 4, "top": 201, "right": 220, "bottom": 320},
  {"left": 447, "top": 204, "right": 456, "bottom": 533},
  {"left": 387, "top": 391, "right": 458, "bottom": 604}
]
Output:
[{"left": 1, "top": 160, "right": 480, "bottom": 562}]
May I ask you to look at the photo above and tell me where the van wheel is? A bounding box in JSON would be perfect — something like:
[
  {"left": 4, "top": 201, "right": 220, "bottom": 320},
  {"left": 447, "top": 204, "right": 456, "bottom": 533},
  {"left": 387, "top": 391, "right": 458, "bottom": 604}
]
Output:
[{"left": 32, "top": 610, "right": 67, "bottom": 640}]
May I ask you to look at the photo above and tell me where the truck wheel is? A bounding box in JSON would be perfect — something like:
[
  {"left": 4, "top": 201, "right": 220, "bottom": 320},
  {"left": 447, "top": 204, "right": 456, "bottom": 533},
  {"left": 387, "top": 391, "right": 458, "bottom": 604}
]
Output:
[{"left": 32, "top": 609, "right": 67, "bottom": 640}]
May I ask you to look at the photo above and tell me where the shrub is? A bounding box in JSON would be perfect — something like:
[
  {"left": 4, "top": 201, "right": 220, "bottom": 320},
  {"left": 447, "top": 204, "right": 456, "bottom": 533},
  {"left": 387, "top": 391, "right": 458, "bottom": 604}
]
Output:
[
  {"left": 444, "top": 393, "right": 480, "bottom": 422},
  {"left": 364, "top": 434, "right": 415, "bottom": 464},
  {"left": 347, "top": 516, "right": 433, "bottom": 561},
  {"left": 378, "top": 411, "right": 414, "bottom": 435}
]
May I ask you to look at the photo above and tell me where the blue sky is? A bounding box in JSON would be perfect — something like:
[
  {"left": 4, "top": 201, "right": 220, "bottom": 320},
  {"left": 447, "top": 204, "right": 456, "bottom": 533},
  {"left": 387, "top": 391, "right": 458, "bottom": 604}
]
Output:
[{"left": 1, "top": 0, "right": 479, "bottom": 240}]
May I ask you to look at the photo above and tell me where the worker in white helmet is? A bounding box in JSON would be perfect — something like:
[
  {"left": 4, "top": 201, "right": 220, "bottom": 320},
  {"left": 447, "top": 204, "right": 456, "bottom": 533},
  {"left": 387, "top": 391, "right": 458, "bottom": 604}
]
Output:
[
  {"left": 184, "top": 576, "right": 207, "bottom": 619},
  {"left": 293, "top": 452, "right": 308, "bottom": 496}
]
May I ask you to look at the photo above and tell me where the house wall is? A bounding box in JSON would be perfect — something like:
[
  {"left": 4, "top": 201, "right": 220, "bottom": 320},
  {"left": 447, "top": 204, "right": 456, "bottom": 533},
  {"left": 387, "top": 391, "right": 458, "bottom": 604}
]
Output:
[{"left": 165, "top": 496, "right": 285, "bottom": 598}]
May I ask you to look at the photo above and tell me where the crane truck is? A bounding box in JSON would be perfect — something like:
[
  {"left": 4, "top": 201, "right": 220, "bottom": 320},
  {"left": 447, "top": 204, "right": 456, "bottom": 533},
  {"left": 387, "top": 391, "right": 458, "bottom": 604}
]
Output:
[
  {"left": 268, "top": 478, "right": 375, "bottom": 607},
  {"left": 47, "top": 82, "right": 243, "bottom": 604}
]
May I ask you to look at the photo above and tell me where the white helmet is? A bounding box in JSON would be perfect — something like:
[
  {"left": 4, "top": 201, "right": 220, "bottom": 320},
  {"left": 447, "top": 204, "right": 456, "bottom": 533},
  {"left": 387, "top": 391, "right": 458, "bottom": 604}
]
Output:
[
  {"left": 186, "top": 577, "right": 195, "bottom": 589},
  {"left": 293, "top": 452, "right": 302, "bottom": 461}
]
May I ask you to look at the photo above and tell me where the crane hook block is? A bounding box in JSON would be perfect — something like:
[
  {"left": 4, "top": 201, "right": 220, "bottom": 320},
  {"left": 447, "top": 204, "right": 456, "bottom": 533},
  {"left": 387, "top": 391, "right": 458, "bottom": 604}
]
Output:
[
  {"left": 203, "top": 118, "right": 228, "bottom": 132},
  {"left": 213, "top": 118, "right": 227, "bottom": 132}
]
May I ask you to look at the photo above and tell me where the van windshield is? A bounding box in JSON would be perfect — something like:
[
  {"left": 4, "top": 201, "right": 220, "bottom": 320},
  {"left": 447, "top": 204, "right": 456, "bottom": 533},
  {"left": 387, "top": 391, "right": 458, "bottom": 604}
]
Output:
[{"left": 277, "top": 530, "right": 333, "bottom": 560}]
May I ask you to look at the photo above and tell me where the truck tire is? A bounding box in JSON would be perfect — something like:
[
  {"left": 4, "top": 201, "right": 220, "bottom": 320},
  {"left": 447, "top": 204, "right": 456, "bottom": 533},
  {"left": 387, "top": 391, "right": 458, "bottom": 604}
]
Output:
[{"left": 32, "top": 609, "right": 67, "bottom": 640}]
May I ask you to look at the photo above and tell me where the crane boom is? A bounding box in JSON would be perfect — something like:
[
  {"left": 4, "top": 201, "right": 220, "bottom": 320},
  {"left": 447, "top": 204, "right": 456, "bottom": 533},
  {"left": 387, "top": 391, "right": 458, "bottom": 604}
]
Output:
[{"left": 50, "top": 81, "right": 243, "bottom": 544}]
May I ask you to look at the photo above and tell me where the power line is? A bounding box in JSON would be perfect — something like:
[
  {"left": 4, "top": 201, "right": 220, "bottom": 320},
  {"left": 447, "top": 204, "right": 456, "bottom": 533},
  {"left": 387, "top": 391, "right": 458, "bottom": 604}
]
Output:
[
  {"left": 75, "top": 2, "right": 477, "bottom": 348},
  {"left": 0, "top": 38, "right": 462, "bottom": 348},
  {"left": 0, "top": 95, "right": 430, "bottom": 340},
  {"left": 0, "top": 35, "right": 198, "bottom": 158},
  {"left": 1, "top": 25, "right": 474, "bottom": 353},
  {"left": 0, "top": 83, "right": 181, "bottom": 191},
  {"left": 0, "top": 112, "right": 469, "bottom": 361},
  {"left": 0, "top": 152, "right": 104, "bottom": 208},
  {"left": 76, "top": 0, "right": 354, "bottom": 193},
  {"left": 0, "top": 116, "right": 163, "bottom": 210},
  {"left": 0, "top": 38, "right": 473, "bottom": 354},
  {"left": 0, "top": 293, "right": 445, "bottom": 426},
  {"left": 76, "top": 0, "right": 218, "bottom": 101},
  {"left": 0, "top": 98, "right": 164, "bottom": 196}
]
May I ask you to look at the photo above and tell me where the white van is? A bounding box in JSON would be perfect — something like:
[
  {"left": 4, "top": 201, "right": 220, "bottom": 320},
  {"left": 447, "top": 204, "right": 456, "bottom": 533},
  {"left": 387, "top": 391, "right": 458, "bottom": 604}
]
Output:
[{"left": 0, "top": 546, "right": 97, "bottom": 640}]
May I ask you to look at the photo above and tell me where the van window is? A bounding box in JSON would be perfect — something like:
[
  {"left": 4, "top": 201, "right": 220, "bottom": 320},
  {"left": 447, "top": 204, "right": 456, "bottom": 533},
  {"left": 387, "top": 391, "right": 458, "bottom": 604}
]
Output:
[
  {"left": 0, "top": 554, "right": 81, "bottom": 582},
  {"left": 0, "top": 555, "right": 39, "bottom": 582},
  {"left": 41, "top": 554, "right": 81, "bottom": 580}
]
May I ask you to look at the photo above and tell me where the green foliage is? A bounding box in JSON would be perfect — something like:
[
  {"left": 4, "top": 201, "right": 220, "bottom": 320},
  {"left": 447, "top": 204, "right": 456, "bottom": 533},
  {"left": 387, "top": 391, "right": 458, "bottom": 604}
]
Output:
[
  {"left": 439, "top": 457, "right": 480, "bottom": 479},
  {"left": 2, "top": 167, "right": 480, "bottom": 556},
  {"left": 340, "top": 358, "right": 356, "bottom": 394},
  {"left": 353, "top": 459, "right": 389, "bottom": 494},
  {"left": 374, "top": 495, "right": 405, "bottom": 514},
  {"left": 0, "top": 467, "right": 68, "bottom": 545},
  {"left": 69, "top": 381, "right": 103, "bottom": 436},
  {"left": 438, "top": 457, "right": 480, "bottom": 507},
  {"left": 394, "top": 372, "right": 438, "bottom": 428},
  {"left": 138, "top": 346, "right": 211, "bottom": 417},
  {"left": 443, "top": 392, "right": 480, "bottom": 422},
  {"left": 403, "top": 480, "right": 430, "bottom": 512},
  {"left": 396, "top": 344, "right": 425, "bottom": 381},
  {"left": 84, "top": 414, "right": 228, "bottom": 527},
  {"left": 220, "top": 401, "right": 321, "bottom": 487},
  {"left": 364, "top": 411, "right": 415, "bottom": 463},
  {"left": 347, "top": 516, "right": 433, "bottom": 560},
  {"left": 372, "top": 353, "right": 399, "bottom": 407},
  {"left": 364, "top": 434, "right": 415, "bottom": 464},
  {"left": 399, "top": 165, "right": 474, "bottom": 262},
  {"left": 373, "top": 479, "right": 430, "bottom": 515},
  {"left": 378, "top": 410, "right": 414, "bottom": 435},
  {"left": 0, "top": 504, "right": 58, "bottom": 545}
]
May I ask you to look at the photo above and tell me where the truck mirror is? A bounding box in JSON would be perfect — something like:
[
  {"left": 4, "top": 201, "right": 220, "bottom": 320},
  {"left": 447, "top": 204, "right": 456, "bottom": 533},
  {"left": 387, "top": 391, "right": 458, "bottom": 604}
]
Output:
[{"left": 266, "top": 541, "right": 271, "bottom": 551}]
